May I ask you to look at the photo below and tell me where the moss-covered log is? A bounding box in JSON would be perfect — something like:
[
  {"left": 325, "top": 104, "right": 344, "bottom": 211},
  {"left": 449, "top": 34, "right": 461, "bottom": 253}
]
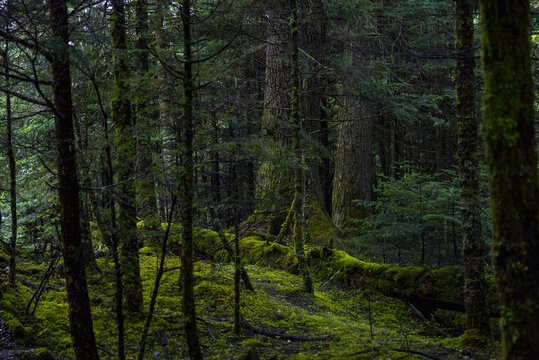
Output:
[{"left": 191, "top": 231, "right": 496, "bottom": 315}]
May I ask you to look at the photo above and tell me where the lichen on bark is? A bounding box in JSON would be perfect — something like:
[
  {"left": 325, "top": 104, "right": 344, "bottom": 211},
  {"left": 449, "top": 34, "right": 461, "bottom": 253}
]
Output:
[{"left": 479, "top": 0, "right": 539, "bottom": 358}]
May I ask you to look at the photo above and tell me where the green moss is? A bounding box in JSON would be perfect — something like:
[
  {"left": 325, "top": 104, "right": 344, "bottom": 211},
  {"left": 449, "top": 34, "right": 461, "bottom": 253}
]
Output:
[
  {"left": 0, "top": 233, "right": 499, "bottom": 359},
  {"left": 2, "top": 312, "right": 31, "bottom": 342},
  {"left": 19, "top": 347, "right": 54, "bottom": 360},
  {"left": 443, "top": 329, "right": 490, "bottom": 352},
  {"left": 308, "top": 199, "right": 339, "bottom": 245}
]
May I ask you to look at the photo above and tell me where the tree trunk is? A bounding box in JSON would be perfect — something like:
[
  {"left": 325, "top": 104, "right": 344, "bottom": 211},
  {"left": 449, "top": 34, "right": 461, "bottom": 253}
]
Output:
[
  {"left": 454, "top": 0, "right": 489, "bottom": 332},
  {"left": 258, "top": 0, "right": 293, "bottom": 225},
  {"left": 134, "top": 0, "right": 158, "bottom": 227},
  {"left": 49, "top": 1, "right": 100, "bottom": 358},
  {"left": 332, "top": 97, "right": 375, "bottom": 228},
  {"left": 111, "top": 0, "right": 143, "bottom": 313},
  {"left": 74, "top": 113, "right": 99, "bottom": 271},
  {"left": 301, "top": 0, "right": 329, "bottom": 215},
  {"left": 479, "top": 0, "right": 539, "bottom": 358},
  {"left": 291, "top": 1, "right": 313, "bottom": 293},
  {"left": 180, "top": 1, "right": 204, "bottom": 359},
  {"left": 4, "top": 47, "right": 17, "bottom": 284}
]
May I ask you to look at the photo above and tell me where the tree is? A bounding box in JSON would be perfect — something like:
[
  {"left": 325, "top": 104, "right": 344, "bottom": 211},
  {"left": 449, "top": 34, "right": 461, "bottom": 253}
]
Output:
[
  {"left": 134, "top": 0, "right": 157, "bottom": 226},
  {"left": 332, "top": 95, "right": 375, "bottom": 229},
  {"left": 290, "top": 0, "right": 313, "bottom": 293},
  {"left": 180, "top": 0, "right": 204, "bottom": 358},
  {"left": 454, "top": 0, "right": 489, "bottom": 331},
  {"left": 49, "top": 0, "right": 100, "bottom": 358},
  {"left": 479, "top": 0, "right": 539, "bottom": 358},
  {"left": 3, "top": 38, "right": 17, "bottom": 284},
  {"left": 259, "top": 0, "right": 294, "bottom": 235},
  {"left": 111, "top": 0, "right": 143, "bottom": 313}
]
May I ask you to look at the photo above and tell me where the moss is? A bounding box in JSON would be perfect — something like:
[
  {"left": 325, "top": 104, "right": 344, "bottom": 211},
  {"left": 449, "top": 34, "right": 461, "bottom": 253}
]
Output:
[
  {"left": 240, "top": 236, "right": 296, "bottom": 269},
  {"left": 19, "top": 347, "right": 54, "bottom": 360},
  {"left": 1, "top": 236, "right": 499, "bottom": 359},
  {"left": 308, "top": 199, "right": 339, "bottom": 245},
  {"left": 443, "top": 329, "right": 490, "bottom": 352},
  {"left": 2, "top": 312, "right": 31, "bottom": 342},
  {"left": 140, "top": 246, "right": 157, "bottom": 256},
  {"left": 194, "top": 229, "right": 229, "bottom": 261}
]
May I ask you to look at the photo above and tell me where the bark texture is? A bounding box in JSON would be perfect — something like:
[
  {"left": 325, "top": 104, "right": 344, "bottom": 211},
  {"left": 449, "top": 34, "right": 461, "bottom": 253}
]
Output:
[
  {"left": 180, "top": 1, "right": 204, "bottom": 358},
  {"left": 134, "top": 0, "right": 157, "bottom": 226},
  {"left": 49, "top": 0, "right": 100, "bottom": 358},
  {"left": 479, "top": 1, "right": 539, "bottom": 358},
  {"left": 301, "top": 0, "right": 330, "bottom": 215},
  {"left": 454, "top": 0, "right": 489, "bottom": 332},
  {"left": 4, "top": 51, "right": 17, "bottom": 284},
  {"left": 258, "top": 0, "right": 293, "bottom": 219},
  {"left": 291, "top": 1, "right": 313, "bottom": 293},
  {"left": 111, "top": 0, "right": 143, "bottom": 313},
  {"left": 332, "top": 97, "right": 375, "bottom": 228}
]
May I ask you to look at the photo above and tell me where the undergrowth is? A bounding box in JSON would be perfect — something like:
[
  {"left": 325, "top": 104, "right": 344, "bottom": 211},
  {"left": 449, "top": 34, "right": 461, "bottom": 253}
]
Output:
[{"left": 0, "top": 246, "right": 499, "bottom": 359}]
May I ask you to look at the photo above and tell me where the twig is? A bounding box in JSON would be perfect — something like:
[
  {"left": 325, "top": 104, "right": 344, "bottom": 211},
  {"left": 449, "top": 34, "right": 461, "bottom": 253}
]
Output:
[{"left": 319, "top": 264, "right": 344, "bottom": 289}]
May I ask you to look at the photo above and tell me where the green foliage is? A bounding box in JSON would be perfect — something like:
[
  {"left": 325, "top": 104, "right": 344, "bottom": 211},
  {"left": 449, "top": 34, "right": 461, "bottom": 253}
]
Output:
[{"left": 354, "top": 172, "right": 461, "bottom": 264}]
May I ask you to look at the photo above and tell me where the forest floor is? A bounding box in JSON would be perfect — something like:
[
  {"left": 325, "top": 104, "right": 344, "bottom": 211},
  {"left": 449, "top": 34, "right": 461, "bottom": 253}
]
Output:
[{"left": 0, "top": 248, "right": 500, "bottom": 360}]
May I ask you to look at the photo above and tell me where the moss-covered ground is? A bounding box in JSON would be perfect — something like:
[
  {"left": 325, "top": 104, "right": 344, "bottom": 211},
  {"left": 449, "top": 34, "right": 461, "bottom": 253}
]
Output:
[{"left": 0, "top": 246, "right": 501, "bottom": 360}]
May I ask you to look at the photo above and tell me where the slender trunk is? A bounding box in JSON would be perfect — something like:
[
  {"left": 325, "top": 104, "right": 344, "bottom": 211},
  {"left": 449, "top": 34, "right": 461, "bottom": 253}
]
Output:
[
  {"left": 291, "top": 1, "right": 313, "bottom": 294},
  {"left": 233, "top": 152, "right": 241, "bottom": 335},
  {"left": 452, "top": 197, "right": 457, "bottom": 264},
  {"left": 4, "top": 49, "right": 17, "bottom": 284},
  {"left": 111, "top": 0, "right": 143, "bottom": 313},
  {"left": 137, "top": 197, "right": 176, "bottom": 360},
  {"left": 74, "top": 114, "right": 99, "bottom": 271},
  {"left": 455, "top": 0, "right": 489, "bottom": 332},
  {"left": 479, "top": 1, "right": 539, "bottom": 358},
  {"left": 319, "top": 100, "right": 332, "bottom": 215},
  {"left": 180, "top": 1, "right": 203, "bottom": 358},
  {"left": 135, "top": 0, "right": 157, "bottom": 226},
  {"left": 274, "top": 194, "right": 296, "bottom": 244},
  {"left": 302, "top": 0, "right": 329, "bottom": 214},
  {"left": 111, "top": 214, "right": 125, "bottom": 360},
  {"left": 49, "top": 1, "right": 99, "bottom": 358}
]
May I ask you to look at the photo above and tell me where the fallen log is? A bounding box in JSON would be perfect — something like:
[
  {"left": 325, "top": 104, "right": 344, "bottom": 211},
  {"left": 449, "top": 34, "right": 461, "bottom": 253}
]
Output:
[
  {"left": 214, "top": 234, "right": 497, "bottom": 315},
  {"left": 139, "top": 225, "right": 496, "bottom": 316}
]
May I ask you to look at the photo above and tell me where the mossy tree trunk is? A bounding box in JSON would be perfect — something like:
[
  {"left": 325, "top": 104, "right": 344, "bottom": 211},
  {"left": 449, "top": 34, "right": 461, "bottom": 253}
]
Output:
[
  {"left": 111, "top": 0, "right": 143, "bottom": 313},
  {"left": 479, "top": 0, "right": 539, "bottom": 358},
  {"left": 3, "top": 43, "right": 17, "bottom": 284},
  {"left": 152, "top": 3, "right": 177, "bottom": 221},
  {"left": 49, "top": 0, "right": 100, "bottom": 358},
  {"left": 291, "top": 0, "right": 313, "bottom": 294},
  {"left": 74, "top": 112, "right": 100, "bottom": 271},
  {"left": 454, "top": 0, "right": 489, "bottom": 332},
  {"left": 134, "top": 0, "right": 158, "bottom": 227},
  {"left": 180, "top": 1, "right": 204, "bottom": 359}
]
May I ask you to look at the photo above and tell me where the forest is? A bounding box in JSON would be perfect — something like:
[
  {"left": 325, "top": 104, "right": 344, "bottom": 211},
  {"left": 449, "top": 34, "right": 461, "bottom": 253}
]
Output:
[{"left": 0, "top": 0, "right": 537, "bottom": 359}]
